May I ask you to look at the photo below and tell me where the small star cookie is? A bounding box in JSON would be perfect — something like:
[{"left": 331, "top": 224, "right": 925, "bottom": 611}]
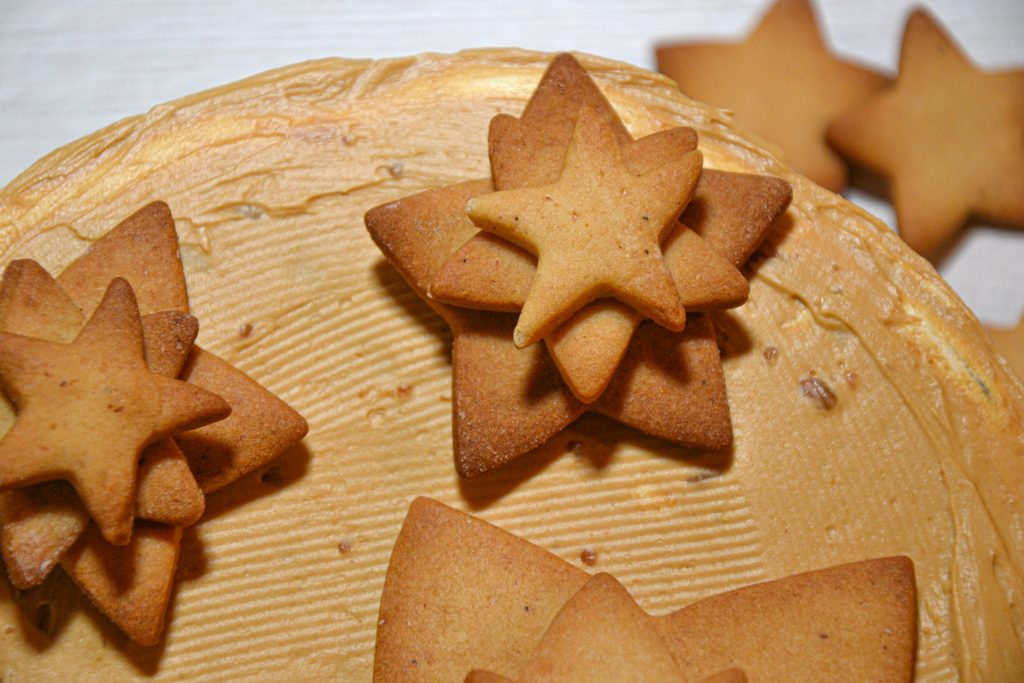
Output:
[
  {"left": 827, "top": 9, "right": 1024, "bottom": 258},
  {"left": 656, "top": 0, "right": 888, "bottom": 191},
  {"left": 0, "top": 278, "right": 230, "bottom": 545},
  {"left": 467, "top": 107, "right": 702, "bottom": 348}
]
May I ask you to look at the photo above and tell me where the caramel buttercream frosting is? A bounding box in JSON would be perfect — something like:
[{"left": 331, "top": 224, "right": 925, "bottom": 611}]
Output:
[{"left": 0, "top": 50, "right": 1021, "bottom": 680}]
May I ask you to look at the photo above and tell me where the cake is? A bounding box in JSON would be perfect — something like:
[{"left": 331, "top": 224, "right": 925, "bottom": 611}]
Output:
[{"left": 0, "top": 50, "right": 1021, "bottom": 680}]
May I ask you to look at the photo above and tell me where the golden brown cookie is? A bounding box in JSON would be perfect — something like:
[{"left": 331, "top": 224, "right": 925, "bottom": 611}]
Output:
[
  {"left": 0, "top": 278, "right": 229, "bottom": 545},
  {"left": 376, "top": 498, "right": 917, "bottom": 682},
  {"left": 656, "top": 556, "right": 917, "bottom": 682},
  {"left": 466, "top": 107, "right": 701, "bottom": 348},
  {"left": 656, "top": 0, "right": 888, "bottom": 192},
  {"left": 374, "top": 497, "right": 588, "bottom": 682},
  {"left": 60, "top": 521, "right": 182, "bottom": 647},
  {"left": 827, "top": 8, "right": 1024, "bottom": 258},
  {"left": 25, "top": 202, "right": 306, "bottom": 646},
  {"left": 511, "top": 573, "right": 683, "bottom": 683},
  {"left": 367, "top": 180, "right": 732, "bottom": 477}
]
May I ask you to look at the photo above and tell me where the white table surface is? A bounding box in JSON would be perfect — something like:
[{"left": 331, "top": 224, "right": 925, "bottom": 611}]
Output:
[{"left": 1, "top": 0, "right": 1021, "bottom": 325}]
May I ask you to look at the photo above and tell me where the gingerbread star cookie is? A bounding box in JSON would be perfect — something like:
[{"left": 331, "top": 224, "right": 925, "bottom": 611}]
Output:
[
  {"left": 0, "top": 202, "right": 308, "bottom": 645},
  {"left": 497, "top": 573, "right": 685, "bottom": 683},
  {"left": 368, "top": 54, "right": 790, "bottom": 475},
  {"left": 0, "top": 258, "right": 207, "bottom": 589},
  {"left": 430, "top": 57, "right": 774, "bottom": 401},
  {"left": 0, "top": 278, "right": 229, "bottom": 545},
  {"left": 656, "top": 0, "right": 888, "bottom": 192},
  {"left": 827, "top": 8, "right": 1024, "bottom": 258},
  {"left": 375, "top": 498, "right": 917, "bottom": 682},
  {"left": 467, "top": 107, "right": 702, "bottom": 348}
]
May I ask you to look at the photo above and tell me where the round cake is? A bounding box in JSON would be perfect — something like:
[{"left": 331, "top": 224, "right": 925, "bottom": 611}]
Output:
[{"left": 0, "top": 50, "right": 1021, "bottom": 680}]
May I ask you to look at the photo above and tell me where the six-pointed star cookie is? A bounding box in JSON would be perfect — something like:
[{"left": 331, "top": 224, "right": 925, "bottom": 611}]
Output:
[
  {"left": 656, "top": 0, "right": 888, "bottom": 192},
  {"left": 0, "top": 278, "right": 230, "bottom": 545},
  {"left": 827, "top": 9, "right": 1024, "bottom": 258},
  {"left": 467, "top": 107, "right": 702, "bottom": 348}
]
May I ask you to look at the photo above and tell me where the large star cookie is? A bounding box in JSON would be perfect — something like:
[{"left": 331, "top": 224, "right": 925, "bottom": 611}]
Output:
[
  {"left": 374, "top": 498, "right": 917, "bottom": 682},
  {"left": 429, "top": 55, "right": 788, "bottom": 401},
  {"left": 368, "top": 54, "right": 790, "bottom": 476},
  {"left": 656, "top": 0, "right": 888, "bottom": 192},
  {"left": 827, "top": 8, "right": 1024, "bottom": 258},
  {"left": 0, "top": 259, "right": 207, "bottom": 589}
]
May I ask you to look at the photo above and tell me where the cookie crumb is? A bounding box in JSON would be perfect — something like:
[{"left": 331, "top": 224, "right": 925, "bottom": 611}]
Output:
[
  {"left": 338, "top": 540, "right": 353, "bottom": 554},
  {"left": 845, "top": 371, "right": 858, "bottom": 388},
  {"left": 239, "top": 323, "right": 254, "bottom": 338},
  {"left": 580, "top": 548, "right": 598, "bottom": 566},
  {"left": 763, "top": 346, "right": 778, "bottom": 365},
  {"left": 800, "top": 377, "right": 837, "bottom": 410}
]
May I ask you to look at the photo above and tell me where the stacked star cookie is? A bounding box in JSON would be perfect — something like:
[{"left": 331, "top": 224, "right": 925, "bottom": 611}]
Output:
[
  {"left": 375, "top": 498, "right": 917, "bottom": 681},
  {"left": 366, "top": 54, "right": 791, "bottom": 476},
  {"left": 0, "top": 203, "right": 307, "bottom": 645}
]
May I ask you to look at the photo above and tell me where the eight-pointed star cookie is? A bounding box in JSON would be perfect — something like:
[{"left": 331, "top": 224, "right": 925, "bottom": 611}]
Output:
[
  {"left": 0, "top": 278, "right": 230, "bottom": 546},
  {"left": 656, "top": 0, "right": 888, "bottom": 192},
  {"left": 466, "top": 107, "right": 702, "bottom": 348},
  {"left": 827, "top": 9, "right": 1024, "bottom": 258}
]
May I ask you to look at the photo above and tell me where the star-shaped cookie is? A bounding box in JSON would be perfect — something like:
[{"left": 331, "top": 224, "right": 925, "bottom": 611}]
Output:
[
  {"left": 429, "top": 53, "right": 786, "bottom": 402},
  {"left": 0, "top": 202, "right": 308, "bottom": 645},
  {"left": 375, "top": 498, "right": 917, "bottom": 682},
  {"left": 827, "top": 9, "right": 1024, "bottom": 258},
  {"left": 467, "top": 107, "right": 702, "bottom": 348},
  {"left": 367, "top": 55, "right": 790, "bottom": 475},
  {"left": 0, "top": 277, "right": 229, "bottom": 545},
  {"left": 656, "top": 0, "right": 888, "bottom": 192},
  {"left": 0, "top": 259, "right": 206, "bottom": 588}
]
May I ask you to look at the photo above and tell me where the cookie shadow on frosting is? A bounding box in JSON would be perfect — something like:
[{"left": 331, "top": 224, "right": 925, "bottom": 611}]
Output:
[
  {"left": 741, "top": 211, "right": 796, "bottom": 280},
  {"left": 373, "top": 259, "right": 454, "bottom": 353},
  {"left": 458, "top": 415, "right": 734, "bottom": 511},
  {"left": 198, "top": 441, "right": 313, "bottom": 522},
  {"left": 2, "top": 567, "right": 167, "bottom": 674}
]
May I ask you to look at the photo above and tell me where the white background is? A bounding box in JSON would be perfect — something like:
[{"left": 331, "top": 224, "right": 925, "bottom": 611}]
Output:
[{"left": 1, "top": 0, "right": 1021, "bottom": 325}]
